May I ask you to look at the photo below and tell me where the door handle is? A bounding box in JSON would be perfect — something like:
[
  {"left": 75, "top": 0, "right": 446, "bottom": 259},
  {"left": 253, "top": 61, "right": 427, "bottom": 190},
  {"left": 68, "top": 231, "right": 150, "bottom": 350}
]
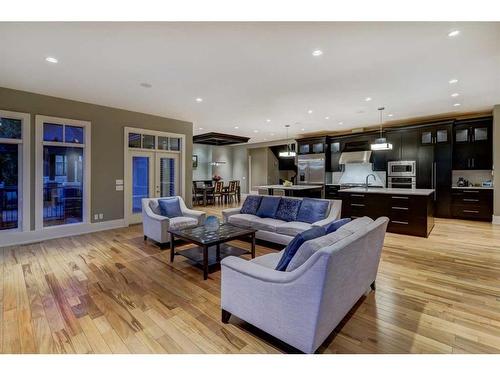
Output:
[{"left": 472, "top": 158, "right": 475, "bottom": 168}]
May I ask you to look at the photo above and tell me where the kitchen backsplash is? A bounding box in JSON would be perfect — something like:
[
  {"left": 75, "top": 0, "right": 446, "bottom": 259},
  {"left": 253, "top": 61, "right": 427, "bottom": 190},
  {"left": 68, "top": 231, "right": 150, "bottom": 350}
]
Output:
[
  {"left": 451, "top": 170, "right": 493, "bottom": 187},
  {"left": 326, "top": 164, "right": 386, "bottom": 187}
]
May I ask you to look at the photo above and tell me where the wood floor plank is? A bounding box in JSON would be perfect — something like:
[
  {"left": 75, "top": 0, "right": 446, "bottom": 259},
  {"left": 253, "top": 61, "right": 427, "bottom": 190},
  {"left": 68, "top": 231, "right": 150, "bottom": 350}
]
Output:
[{"left": 2, "top": 200, "right": 500, "bottom": 353}]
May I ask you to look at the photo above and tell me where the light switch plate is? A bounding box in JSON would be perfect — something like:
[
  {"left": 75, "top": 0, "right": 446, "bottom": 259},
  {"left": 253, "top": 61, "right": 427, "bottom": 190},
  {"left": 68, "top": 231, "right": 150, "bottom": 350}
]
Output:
[
  {"left": 94, "top": 214, "right": 99, "bottom": 220},
  {"left": 116, "top": 179, "right": 124, "bottom": 185},
  {"left": 116, "top": 185, "right": 124, "bottom": 191}
]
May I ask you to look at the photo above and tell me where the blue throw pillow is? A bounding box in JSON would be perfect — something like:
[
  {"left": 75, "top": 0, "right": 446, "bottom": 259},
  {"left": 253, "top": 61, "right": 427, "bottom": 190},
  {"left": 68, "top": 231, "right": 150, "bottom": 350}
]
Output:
[
  {"left": 296, "top": 198, "right": 330, "bottom": 224},
  {"left": 240, "top": 195, "right": 262, "bottom": 215},
  {"left": 158, "top": 197, "right": 183, "bottom": 218},
  {"left": 275, "top": 198, "right": 302, "bottom": 222},
  {"left": 325, "top": 218, "right": 351, "bottom": 234},
  {"left": 275, "top": 226, "right": 326, "bottom": 271},
  {"left": 256, "top": 196, "right": 281, "bottom": 218}
]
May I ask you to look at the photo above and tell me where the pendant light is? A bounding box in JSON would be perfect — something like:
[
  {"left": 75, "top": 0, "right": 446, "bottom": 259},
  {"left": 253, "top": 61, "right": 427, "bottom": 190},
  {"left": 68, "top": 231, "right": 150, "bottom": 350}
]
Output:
[
  {"left": 279, "top": 125, "right": 297, "bottom": 158},
  {"left": 371, "top": 107, "right": 393, "bottom": 151}
]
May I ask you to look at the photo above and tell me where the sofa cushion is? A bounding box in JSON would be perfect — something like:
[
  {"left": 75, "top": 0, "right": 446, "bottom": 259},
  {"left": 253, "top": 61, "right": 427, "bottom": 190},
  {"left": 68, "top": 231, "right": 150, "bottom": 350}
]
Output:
[
  {"left": 275, "top": 226, "right": 326, "bottom": 271},
  {"left": 227, "top": 213, "right": 258, "bottom": 228},
  {"left": 158, "top": 197, "right": 182, "bottom": 218},
  {"left": 251, "top": 250, "right": 284, "bottom": 269},
  {"left": 240, "top": 195, "right": 262, "bottom": 215},
  {"left": 276, "top": 221, "right": 313, "bottom": 237},
  {"left": 251, "top": 218, "right": 286, "bottom": 232},
  {"left": 274, "top": 197, "right": 302, "bottom": 222},
  {"left": 296, "top": 198, "right": 330, "bottom": 224},
  {"left": 286, "top": 228, "right": 354, "bottom": 271},
  {"left": 169, "top": 216, "right": 198, "bottom": 231},
  {"left": 325, "top": 218, "right": 351, "bottom": 234},
  {"left": 256, "top": 196, "right": 282, "bottom": 218}
]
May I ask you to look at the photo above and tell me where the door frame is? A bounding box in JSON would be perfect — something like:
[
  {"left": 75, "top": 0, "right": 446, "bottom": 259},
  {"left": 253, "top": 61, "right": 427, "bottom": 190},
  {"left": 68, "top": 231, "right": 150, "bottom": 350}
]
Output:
[
  {"left": 128, "top": 150, "right": 155, "bottom": 225},
  {"left": 123, "top": 127, "right": 186, "bottom": 226}
]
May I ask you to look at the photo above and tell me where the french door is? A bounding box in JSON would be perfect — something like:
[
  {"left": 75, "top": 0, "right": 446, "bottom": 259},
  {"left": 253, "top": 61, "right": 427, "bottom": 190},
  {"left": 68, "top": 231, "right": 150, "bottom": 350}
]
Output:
[{"left": 128, "top": 150, "right": 179, "bottom": 224}]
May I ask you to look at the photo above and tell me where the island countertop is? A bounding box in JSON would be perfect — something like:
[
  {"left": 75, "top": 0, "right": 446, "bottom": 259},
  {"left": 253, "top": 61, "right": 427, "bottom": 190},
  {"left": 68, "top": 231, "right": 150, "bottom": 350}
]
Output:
[
  {"left": 257, "top": 184, "right": 323, "bottom": 190},
  {"left": 339, "top": 187, "right": 435, "bottom": 196}
]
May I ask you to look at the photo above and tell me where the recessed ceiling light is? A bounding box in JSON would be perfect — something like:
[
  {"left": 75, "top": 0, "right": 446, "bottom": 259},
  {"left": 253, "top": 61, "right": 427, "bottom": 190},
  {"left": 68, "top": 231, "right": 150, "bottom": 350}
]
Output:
[
  {"left": 301, "top": 128, "right": 306, "bottom": 131},
  {"left": 448, "top": 30, "right": 460, "bottom": 37},
  {"left": 365, "top": 97, "right": 372, "bottom": 102},
  {"left": 451, "top": 93, "right": 459, "bottom": 97},
  {"left": 387, "top": 114, "right": 394, "bottom": 117},
  {"left": 338, "top": 121, "right": 343, "bottom": 125},
  {"left": 453, "top": 103, "right": 461, "bottom": 107},
  {"left": 234, "top": 126, "right": 239, "bottom": 129},
  {"left": 266, "top": 119, "right": 271, "bottom": 123},
  {"left": 263, "top": 138, "right": 267, "bottom": 141},
  {"left": 307, "top": 109, "right": 313, "bottom": 114},
  {"left": 312, "top": 49, "right": 323, "bottom": 57},
  {"left": 45, "top": 56, "right": 58, "bottom": 64},
  {"left": 195, "top": 97, "right": 203, "bottom": 103},
  {"left": 198, "top": 127, "right": 204, "bottom": 130},
  {"left": 325, "top": 116, "right": 330, "bottom": 120},
  {"left": 253, "top": 130, "right": 259, "bottom": 133},
  {"left": 449, "top": 79, "right": 459, "bottom": 84},
  {"left": 270, "top": 133, "right": 275, "bottom": 136},
  {"left": 140, "top": 82, "right": 152, "bottom": 88}
]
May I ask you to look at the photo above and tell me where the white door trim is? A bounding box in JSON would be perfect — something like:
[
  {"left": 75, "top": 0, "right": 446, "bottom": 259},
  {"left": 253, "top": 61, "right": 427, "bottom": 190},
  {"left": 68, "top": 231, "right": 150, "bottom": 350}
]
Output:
[
  {"left": 127, "top": 150, "right": 155, "bottom": 225},
  {"left": 123, "top": 127, "right": 186, "bottom": 226}
]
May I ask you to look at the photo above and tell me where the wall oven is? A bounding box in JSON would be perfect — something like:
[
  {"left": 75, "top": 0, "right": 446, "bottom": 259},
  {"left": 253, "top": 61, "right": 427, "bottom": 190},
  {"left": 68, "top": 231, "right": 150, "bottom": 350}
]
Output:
[
  {"left": 388, "top": 160, "right": 416, "bottom": 177},
  {"left": 388, "top": 176, "right": 416, "bottom": 189}
]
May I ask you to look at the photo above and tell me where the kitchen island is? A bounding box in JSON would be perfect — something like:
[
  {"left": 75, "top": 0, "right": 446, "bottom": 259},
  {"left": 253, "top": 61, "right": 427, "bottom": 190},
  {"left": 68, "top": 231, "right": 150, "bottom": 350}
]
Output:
[
  {"left": 257, "top": 184, "right": 323, "bottom": 198},
  {"left": 339, "top": 188, "right": 435, "bottom": 237}
]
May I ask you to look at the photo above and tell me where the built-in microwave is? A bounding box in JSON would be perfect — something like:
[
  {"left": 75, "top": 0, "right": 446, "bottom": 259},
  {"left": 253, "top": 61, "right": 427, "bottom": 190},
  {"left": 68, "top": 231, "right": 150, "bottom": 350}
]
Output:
[
  {"left": 388, "top": 176, "right": 416, "bottom": 189},
  {"left": 387, "top": 160, "right": 416, "bottom": 177}
]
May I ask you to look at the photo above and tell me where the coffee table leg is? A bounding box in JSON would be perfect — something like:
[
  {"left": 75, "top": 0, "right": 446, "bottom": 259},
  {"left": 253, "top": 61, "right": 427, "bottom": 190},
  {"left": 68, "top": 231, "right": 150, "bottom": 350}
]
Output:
[
  {"left": 216, "top": 243, "right": 221, "bottom": 262},
  {"left": 203, "top": 245, "right": 209, "bottom": 280},
  {"left": 170, "top": 234, "right": 175, "bottom": 262},
  {"left": 251, "top": 233, "right": 256, "bottom": 259}
]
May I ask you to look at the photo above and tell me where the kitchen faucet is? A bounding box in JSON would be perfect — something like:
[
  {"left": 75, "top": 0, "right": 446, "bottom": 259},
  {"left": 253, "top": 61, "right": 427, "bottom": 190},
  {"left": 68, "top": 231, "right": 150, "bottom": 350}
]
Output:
[{"left": 365, "top": 174, "right": 376, "bottom": 189}]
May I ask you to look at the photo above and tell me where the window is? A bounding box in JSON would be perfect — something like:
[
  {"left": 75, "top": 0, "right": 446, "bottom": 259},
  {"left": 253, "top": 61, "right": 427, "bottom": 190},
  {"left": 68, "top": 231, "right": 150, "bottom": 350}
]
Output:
[
  {"left": 0, "top": 111, "right": 30, "bottom": 233},
  {"left": 36, "top": 116, "right": 90, "bottom": 229}
]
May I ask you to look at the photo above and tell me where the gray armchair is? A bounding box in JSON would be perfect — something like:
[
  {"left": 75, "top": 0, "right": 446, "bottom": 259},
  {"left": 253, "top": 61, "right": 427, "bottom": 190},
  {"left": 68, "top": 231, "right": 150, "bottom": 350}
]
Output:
[
  {"left": 220, "top": 216, "right": 389, "bottom": 353},
  {"left": 142, "top": 196, "right": 206, "bottom": 248}
]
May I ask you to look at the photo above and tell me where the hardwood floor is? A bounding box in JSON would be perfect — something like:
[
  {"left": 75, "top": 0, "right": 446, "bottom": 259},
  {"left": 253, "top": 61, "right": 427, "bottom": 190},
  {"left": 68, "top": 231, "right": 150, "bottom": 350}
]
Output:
[{"left": 1, "top": 202, "right": 500, "bottom": 353}]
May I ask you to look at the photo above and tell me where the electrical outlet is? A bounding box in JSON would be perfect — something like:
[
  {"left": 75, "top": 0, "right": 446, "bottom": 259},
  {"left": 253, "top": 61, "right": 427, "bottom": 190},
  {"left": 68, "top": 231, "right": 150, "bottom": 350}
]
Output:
[
  {"left": 94, "top": 214, "right": 99, "bottom": 221},
  {"left": 99, "top": 213, "right": 104, "bottom": 220}
]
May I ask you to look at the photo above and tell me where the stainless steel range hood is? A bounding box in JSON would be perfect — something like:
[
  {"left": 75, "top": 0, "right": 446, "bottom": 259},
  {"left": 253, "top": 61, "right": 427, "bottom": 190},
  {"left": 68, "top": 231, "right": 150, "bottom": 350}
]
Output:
[{"left": 339, "top": 151, "right": 372, "bottom": 164}]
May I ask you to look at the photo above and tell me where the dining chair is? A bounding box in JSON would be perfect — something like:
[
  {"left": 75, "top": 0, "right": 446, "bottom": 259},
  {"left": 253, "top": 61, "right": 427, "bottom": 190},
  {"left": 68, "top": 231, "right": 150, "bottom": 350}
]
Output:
[
  {"left": 225, "top": 181, "right": 238, "bottom": 203},
  {"left": 213, "top": 181, "right": 224, "bottom": 205},
  {"left": 192, "top": 183, "right": 204, "bottom": 206}
]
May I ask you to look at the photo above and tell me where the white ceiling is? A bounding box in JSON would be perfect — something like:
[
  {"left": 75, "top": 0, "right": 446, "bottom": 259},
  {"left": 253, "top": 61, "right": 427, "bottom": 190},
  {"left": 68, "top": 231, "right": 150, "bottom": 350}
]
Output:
[{"left": 1, "top": 22, "right": 499, "bottom": 143}]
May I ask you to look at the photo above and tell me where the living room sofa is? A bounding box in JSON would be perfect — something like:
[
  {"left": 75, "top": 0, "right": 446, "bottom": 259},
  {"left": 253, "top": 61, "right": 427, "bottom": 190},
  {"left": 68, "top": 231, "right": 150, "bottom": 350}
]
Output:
[
  {"left": 220, "top": 216, "right": 389, "bottom": 353},
  {"left": 222, "top": 195, "right": 342, "bottom": 245}
]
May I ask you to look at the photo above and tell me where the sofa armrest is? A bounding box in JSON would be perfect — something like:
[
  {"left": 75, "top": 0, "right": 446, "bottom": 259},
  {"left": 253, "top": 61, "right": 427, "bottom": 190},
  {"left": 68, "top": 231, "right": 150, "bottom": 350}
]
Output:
[
  {"left": 221, "top": 256, "right": 298, "bottom": 284},
  {"left": 182, "top": 208, "right": 206, "bottom": 224},
  {"left": 222, "top": 207, "right": 241, "bottom": 223}
]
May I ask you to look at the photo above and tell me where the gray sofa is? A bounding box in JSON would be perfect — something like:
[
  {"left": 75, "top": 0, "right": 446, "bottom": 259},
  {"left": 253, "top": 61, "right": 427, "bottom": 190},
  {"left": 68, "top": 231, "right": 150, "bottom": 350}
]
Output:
[
  {"left": 222, "top": 195, "right": 342, "bottom": 245},
  {"left": 220, "top": 216, "right": 389, "bottom": 353}
]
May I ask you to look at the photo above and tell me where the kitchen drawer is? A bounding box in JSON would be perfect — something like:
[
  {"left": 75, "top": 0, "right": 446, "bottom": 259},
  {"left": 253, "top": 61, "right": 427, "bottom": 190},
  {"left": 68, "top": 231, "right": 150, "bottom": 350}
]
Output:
[
  {"left": 451, "top": 189, "right": 493, "bottom": 221},
  {"left": 451, "top": 205, "right": 492, "bottom": 221}
]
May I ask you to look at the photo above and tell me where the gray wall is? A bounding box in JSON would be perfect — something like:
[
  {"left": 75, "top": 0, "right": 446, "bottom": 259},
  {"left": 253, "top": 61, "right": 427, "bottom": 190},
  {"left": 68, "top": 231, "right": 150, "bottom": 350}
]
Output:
[
  {"left": 0, "top": 87, "right": 193, "bottom": 228},
  {"left": 232, "top": 145, "right": 249, "bottom": 193},
  {"left": 249, "top": 147, "right": 269, "bottom": 191},
  {"left": 211, "top": 146, "right": 233, "bottom": 181},
  {"left": 192, "top": 144, "right": 212, "bottom": 180},
  {"left": 494, "top": 105, "right": 500, "bottom": 220}
]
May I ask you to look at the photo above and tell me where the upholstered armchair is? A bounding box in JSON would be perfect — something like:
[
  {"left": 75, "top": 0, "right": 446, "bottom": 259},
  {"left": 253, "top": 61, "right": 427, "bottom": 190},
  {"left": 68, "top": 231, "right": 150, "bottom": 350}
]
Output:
[{"left": 142, "top": 196, "right": 206, "bottom": 248}]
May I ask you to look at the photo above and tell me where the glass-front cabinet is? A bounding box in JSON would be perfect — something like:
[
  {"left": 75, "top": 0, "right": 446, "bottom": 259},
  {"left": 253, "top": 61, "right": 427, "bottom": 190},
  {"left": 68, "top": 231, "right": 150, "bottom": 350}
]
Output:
[{"left": 420, "top": 126, "right": 450, "bottom": 145}]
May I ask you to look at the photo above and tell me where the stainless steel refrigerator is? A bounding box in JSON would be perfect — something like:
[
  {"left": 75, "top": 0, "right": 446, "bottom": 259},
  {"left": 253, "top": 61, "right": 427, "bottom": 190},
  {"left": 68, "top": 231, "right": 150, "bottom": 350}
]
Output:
[{"left": 297, "top": 154, "right": 325, "bottom": 184}]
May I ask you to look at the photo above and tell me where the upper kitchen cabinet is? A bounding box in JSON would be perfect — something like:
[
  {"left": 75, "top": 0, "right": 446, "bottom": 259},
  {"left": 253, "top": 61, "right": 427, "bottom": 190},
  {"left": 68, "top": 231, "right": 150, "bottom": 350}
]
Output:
[
  {"left": 328, "top": 138, "right": 342, "bottom": 172},
  {"left": 419, "top": 124, "right": 451, "bottom": 146},
  {"left": 452, "top": 117, "right": 492, "bottom": 170},
  {"left": 297, "top": 137, "right": 327, "bottom": 155}
]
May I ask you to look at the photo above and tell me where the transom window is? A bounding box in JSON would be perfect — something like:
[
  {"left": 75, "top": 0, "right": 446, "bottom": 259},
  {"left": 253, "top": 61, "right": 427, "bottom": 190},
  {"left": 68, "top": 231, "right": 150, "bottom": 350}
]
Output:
[{"left": 128, "top": 132, "right": 181, "bottom": 151}]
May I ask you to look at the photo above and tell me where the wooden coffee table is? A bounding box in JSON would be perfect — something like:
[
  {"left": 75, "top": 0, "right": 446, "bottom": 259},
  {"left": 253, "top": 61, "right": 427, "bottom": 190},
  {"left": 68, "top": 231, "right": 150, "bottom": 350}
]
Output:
[{"left": 168, "top": 223, "right": 256, "bottom": 280}]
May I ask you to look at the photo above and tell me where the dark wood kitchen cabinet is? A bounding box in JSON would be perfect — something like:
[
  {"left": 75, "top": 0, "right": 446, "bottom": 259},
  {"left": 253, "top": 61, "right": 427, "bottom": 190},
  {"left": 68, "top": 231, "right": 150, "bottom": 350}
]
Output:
[
  {"left": 328, "top": 138, "right": 342, "bottom": 172},
  {"left": 297, "top": 137, "right": 327, "bottom": 155},
  {"left": 339, "top": 190, "right": 434, "bottom": 237},
  {"left": 453, "top": 117, "right": 493, "bottom": 170},
  {"left": 451, "top": 188, "right": 493, "bottom": 221}
]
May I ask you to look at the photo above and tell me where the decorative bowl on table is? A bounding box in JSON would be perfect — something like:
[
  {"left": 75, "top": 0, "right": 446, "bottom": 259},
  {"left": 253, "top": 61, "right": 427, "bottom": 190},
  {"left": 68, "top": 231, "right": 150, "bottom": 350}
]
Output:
[
  {"left": 282, "top": 180, "right": 293, "bottom": 187},
  {"left": 204, "top": 215, "right": 220, "bottom": 232}
]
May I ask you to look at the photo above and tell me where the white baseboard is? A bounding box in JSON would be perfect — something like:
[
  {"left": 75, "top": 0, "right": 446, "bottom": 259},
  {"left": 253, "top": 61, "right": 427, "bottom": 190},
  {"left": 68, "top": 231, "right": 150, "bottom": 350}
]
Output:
[
  {"left": 493, "top": 216, "right": 500, "bottom": 225},
  {"left": 0, "top": 219, "right": 127, "bottom": 247}
]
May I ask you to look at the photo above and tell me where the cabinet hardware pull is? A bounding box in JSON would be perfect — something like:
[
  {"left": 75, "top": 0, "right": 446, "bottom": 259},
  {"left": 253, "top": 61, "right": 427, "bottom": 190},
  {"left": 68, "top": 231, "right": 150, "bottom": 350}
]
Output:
[
  {"left": 351, "top": 194, "right": 365, "bottom": 197},
  {"left": 463, "top": 199, "right": 479, "bottom": 202},
  {"left": 392, "top": 220, "right": 409, "bottom": 225},
  {"left": 463, "top": 210, "right": 479, "bottom": 213},
  {"left": 391, "top": 196, "right": 409, "bottom": 199},
  {"left": 391, "top": 206, "right": 409, "bottom": 210},
  {"left": 463, "top": 190, "right": 479, "bottom": 193},
  {"left": 351, "top": 203, "right": 365, "bottom": 207}
]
